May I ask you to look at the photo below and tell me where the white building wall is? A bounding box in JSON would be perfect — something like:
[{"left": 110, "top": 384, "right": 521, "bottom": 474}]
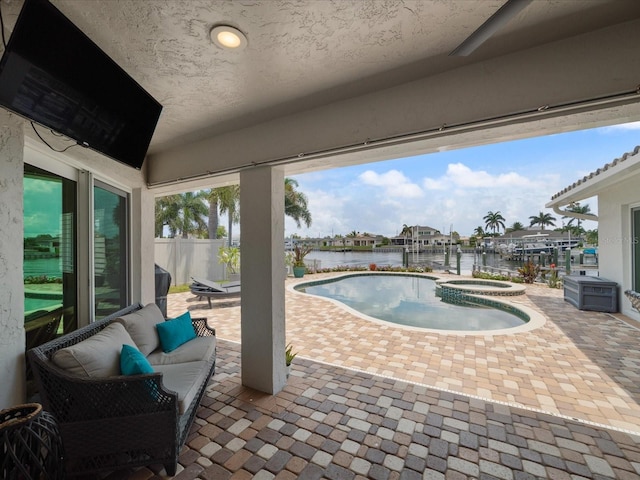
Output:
[
  {"left": 597, "top": 171, "right": 640, "bottom": 321},
  {"left": 0, "top": 112, "right": 25, "bottom": 408}
]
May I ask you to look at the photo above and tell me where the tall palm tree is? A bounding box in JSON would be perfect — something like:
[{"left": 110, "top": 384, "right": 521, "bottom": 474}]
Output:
[
  {"left": 155, "top": 192, "right": 208, "bottom": 238},
  {"left": 563, "top": 202, "right": 591, "bottom": 231},
  {"left": 400, "top": 224, "right": 412, "bottom": 237},
  {"left": 472, "top": 226, "right": 485, "bottom": 238},
  {"left": 204, "top": 189, "right": 220, "bottom": 239},
  {"left": 285, "top": 178, "right": 312, "bottom": 228},
  {"left": 205, "top": 179, "right": 313, "bottom": 241},
  {"left": 217, "top": 185, "right": 240, "bottom": 246},
  {"left": 483, "top": 211, "right": 505, "bottom": 235},
  {"left": 400, "top": 224, "right": 412, "bottom": 246},
  {"left": 529, "top": 211, "right": 556, "bottom": 230},
  {"left": 155, "top": 194, "right": 180, "bottom": 237},
  {"left": 176, "top": 192, "right": 208, "bottom": 238}
]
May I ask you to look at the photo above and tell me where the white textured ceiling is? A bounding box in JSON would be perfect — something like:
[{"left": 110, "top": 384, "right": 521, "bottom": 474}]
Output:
[{"left": 3, "top": 0, "right": 640, "bottom": 184}]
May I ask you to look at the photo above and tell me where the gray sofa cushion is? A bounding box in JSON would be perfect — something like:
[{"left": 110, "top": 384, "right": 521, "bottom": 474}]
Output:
[
  {"left": 147, "top": 336, "right": 216, "bottom": 366},
  {"left": 52, "top": 322, "right": 136, "bottom": 377},
  {"left": 154, "top": 361, "right": 210, "bottom": 414},
  {"left": 115, "top": 303, "right": 164, "bottom": 356}
]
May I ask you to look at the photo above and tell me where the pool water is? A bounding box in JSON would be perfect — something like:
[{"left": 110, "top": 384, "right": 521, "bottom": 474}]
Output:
[{"left": 295, "top": 274, "right": 528, "bottom": 331}]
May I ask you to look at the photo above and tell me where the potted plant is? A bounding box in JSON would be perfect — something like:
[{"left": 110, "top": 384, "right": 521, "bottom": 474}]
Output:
[
  {"left": 285, "top": 342, "right": 297, "bottom": 377},
  {"left": 218, "top": 246, "right": 240, "bottom": 281},
  {"left": 292, "top": 244, "right": 313, "bottom": 278}
]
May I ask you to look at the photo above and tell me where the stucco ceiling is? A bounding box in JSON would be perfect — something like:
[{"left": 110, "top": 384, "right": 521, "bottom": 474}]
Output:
[{"left": 4, "top": 0, "right": 640, "bottom": 187}]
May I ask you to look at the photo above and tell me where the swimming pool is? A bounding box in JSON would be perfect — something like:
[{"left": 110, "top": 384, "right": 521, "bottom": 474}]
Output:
[{"left": 294, "top": 273, "right": 531, "bottom": 332}]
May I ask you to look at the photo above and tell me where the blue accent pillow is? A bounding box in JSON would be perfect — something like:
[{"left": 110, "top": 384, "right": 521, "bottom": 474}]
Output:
[
  {"left": 156, "top": 311, "right": 196, "bottom": 353},
  {"left": 120, "top": 344, "right": 154, "bottom": 375}
]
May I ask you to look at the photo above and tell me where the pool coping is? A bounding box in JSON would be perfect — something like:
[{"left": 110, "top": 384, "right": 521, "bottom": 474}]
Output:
[{"left": 288, "top": 271, "right": 546, "bottom": 336}]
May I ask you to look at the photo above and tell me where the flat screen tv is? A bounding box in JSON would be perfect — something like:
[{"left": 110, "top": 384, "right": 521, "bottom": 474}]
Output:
[{"left": 0, "top": 0, "right": 162, "bottom": 169}]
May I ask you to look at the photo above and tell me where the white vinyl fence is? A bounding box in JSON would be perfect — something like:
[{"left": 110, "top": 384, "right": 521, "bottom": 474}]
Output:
[{"left": 155, "top": 238, "right": 227, "bottom": 286}]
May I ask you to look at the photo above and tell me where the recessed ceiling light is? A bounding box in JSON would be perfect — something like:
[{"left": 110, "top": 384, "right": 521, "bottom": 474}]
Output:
[{"left": 210, "top": 25, "right": 247, "bottom": 50}]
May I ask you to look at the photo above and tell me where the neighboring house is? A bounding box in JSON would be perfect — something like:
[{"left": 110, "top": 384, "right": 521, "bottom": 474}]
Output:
[
  {"left": 545, "top": 146, "right": 640, "bottom": 321},
  {"left": 323, "top": 235, "right": 381, "bottom": 248},
  {"left": 392, "top": 225, "right": 455, "bottom": 249}
]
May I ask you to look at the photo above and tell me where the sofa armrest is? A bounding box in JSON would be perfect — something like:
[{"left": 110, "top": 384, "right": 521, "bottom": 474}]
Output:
[
  {"left": 192, "top": 317, "right": 215, "bottom": 336},
  {"left": 29, "top": 354, "right": 179, "bottom": 424}
]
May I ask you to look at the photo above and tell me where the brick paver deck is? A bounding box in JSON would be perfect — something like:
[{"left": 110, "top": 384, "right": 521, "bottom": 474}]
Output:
[{"left": 101, "top": 272, "right": 640, "bottom": 478}]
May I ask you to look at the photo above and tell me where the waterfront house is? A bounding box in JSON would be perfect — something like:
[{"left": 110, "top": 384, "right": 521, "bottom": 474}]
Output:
[
  {"left": 546, "top": 146, "right": 640, "bottom": 321},
  {"left": 2, "top": 1, "right": 640, "bottom": 410},
  {"left": 391, "top": 225, "right": 461, "bottom": 251}
]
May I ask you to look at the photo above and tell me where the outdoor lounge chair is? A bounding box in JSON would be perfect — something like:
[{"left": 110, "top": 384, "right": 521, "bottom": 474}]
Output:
[{"left": 190, "top": 277, "right": 241, "bottom": 308}]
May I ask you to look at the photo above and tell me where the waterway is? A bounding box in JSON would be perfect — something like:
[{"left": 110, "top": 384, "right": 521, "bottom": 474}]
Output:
[{"left": 305, "top": 249, "right": 519, "bottom": 275}]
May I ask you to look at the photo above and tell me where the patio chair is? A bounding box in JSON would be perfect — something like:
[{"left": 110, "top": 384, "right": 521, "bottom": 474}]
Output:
[{"left": 190, "top": 277, "right": 241, "bottom": 308}]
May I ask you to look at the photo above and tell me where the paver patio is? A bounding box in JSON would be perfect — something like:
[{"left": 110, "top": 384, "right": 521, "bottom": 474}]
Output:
[
  {"left": 170, "top": 272, "right": 640, "bottom": 434},
  {"left": 98, "top": 272, "right": 640, "bottom": 479}
]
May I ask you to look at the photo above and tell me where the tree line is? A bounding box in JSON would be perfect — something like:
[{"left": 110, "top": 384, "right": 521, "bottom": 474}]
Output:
[
  {"left": 475, "top": 202, "right": 597, "bottom": 244},
  {"left": 155, "top": 178, "right": 312, "bottom": 244}
]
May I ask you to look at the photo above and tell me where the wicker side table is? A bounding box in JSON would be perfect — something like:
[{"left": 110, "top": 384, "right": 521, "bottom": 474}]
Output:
[
  {"left": 625, "top": 289, "right": 640, "bottom": 312},
  {"left": 0, "top": 403, "right": 64, "bottom": 480}
]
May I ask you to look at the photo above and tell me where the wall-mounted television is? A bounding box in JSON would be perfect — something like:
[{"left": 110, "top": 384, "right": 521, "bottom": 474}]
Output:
[{"left": 0, "top": 0, "right": 162, "bottom": 169}]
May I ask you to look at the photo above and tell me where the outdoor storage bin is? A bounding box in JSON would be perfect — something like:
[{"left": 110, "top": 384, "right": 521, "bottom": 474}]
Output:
[{"left": 563, "top": 275, "right": 618, "bottom": 313}]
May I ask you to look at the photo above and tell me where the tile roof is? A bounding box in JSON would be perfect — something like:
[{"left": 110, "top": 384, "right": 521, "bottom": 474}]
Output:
[{"left": 549, "top": 145, "right": 640, "bottom": 201}]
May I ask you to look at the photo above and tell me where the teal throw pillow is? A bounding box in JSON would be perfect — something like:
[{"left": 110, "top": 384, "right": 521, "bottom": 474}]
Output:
[
  {"left": 120, "top": 344, "right": 154, "bottom": 375},
  {"left": 156, "top": 311, "right": 196, "bottom": 353}
]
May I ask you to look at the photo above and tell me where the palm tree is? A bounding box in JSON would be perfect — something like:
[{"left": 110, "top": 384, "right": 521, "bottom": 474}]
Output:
[
  {"left": 155, "top": 194, "right": 180, "bottom": 238},
  {"left": 563, "top": 202, "right": 591, "bottom": 232},
  {"left": 506, "top": 221, "right": 525, "bottom": 233},
  {"left": 217, "top": 185, "right": 240, "bottom": 247},
  {"left": 483, "top": 211, "right": 506, "bottom": 235},
  {"left": 285, "top": 178, "right": 312, "bottom": 228},
  {"left": 472, "top": 226, "right": 485, "bottom": 238},
  {"left": 400, "top": 224, "right": 412, "bottom": 247},
  {"left": 176, "top": 192, "right": 208, "bottom": 238},
  {"left": 204, "top": 189, "right": 220, "bottom": 239},
  {"left": 155, "top": 192, "right": 208, "bottom": 238},
  {"left": 529, "top": 211, "right": 557, "bottom": 230}
]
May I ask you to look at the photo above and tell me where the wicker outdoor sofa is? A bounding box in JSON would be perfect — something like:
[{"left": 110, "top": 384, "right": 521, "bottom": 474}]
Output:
[{"left": 27, "top": 302, "right": 217, "bottom": 476}]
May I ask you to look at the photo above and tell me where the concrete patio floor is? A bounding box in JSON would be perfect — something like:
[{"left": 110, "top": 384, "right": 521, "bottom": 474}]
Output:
[{"left": 103, "top": 272, "right": 640, "bottom": 479}]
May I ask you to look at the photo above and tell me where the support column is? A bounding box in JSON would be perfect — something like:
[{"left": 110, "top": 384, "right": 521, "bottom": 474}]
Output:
[
  {"left": 131, "top": 187, "right": 156, "bottom": 305},
  {"left": 240, "top": 166, "right": 286, "bottom": 394},
  {"left": 0, "top": 111, "right": 25, "bottom": 408}
]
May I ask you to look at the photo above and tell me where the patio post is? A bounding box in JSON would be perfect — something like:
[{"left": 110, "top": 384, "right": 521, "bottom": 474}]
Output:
[
  {"left": 0, "top": 110, "right": 26, "bottom": 407},
  {"left": 239, "top": 166, "right": 287, "bottom": 394}
]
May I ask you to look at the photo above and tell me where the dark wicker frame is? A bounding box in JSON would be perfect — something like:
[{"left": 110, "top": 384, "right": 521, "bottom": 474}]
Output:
[
  {"left": 625, "top": 289, "right": 640, "bottom": 312},
  {"left": 27, "top": 303, "right": 216, "bottom": 477}
]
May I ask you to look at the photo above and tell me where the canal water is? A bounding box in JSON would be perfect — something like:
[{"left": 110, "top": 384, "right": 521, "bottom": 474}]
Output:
[{"left": 305, "top": 249, "right": 520, "bottom": 275}]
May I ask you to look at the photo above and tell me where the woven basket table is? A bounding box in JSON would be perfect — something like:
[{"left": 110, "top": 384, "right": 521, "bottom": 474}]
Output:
[{"left": 0, "top": 403, "right": 64, "bottom": 480}]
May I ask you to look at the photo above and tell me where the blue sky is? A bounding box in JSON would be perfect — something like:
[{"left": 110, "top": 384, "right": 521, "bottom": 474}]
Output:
[{"left": 277, "top": 121, "right": 640, "bottom": 238}]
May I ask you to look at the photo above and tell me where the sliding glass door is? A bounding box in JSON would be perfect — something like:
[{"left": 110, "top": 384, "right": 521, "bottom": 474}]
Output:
[
  {"left": 94, "top": 182, "right": 129, "bottom": 319},
  {"left": 24, "top": 165, "right": 77, "bottom": 396}
]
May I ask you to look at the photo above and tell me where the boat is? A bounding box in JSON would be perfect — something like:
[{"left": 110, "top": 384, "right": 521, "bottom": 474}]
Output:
[{"left": 513, "top": 233, "right": 580, "bottom": 255}]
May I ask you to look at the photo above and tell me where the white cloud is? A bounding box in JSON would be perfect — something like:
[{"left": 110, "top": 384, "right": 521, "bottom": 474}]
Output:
[
  {"left": 424, "top": 163, "right": 532, "bottom": 190},
  {"left": 600, "top": 121, "right": 640, "bottom": 132},
  {"left": 358, "top": 169, "right": 424, "bottom": 198}
]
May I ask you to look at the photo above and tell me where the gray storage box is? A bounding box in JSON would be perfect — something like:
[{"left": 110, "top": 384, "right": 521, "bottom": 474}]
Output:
[{"left": 563, "top": 275, "right": 618, "bottom": 313}]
